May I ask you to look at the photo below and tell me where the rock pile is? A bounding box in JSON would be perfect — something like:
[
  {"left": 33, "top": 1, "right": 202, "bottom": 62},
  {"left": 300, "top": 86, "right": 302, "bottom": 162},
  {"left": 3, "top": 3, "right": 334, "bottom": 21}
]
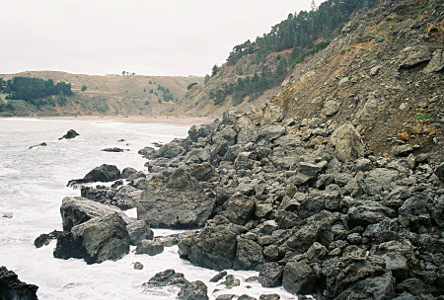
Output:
[{"left": 136, "top": 103, "right": 443, "bottom": 299}]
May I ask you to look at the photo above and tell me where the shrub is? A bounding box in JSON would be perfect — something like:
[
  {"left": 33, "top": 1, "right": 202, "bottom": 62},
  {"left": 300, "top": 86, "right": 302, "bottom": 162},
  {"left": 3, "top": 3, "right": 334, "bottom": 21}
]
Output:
[
  {"left": 375, "top": 37, "right": 385, "bottom": 43},
  {"left": 413, "top": 113, "right": 430, "bottom": 120}
]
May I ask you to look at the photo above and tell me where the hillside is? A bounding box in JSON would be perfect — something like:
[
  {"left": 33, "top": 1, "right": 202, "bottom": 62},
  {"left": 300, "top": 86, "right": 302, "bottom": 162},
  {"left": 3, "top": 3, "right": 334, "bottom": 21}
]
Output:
[
  {"left": 172, "top": 0, "right": 380, "bottom": 117},
  {"left": 0, "top": 71, "right": 203, "bottom": 117},
  {"left": 272, "top": 0, "right": 443, "bottom": 161}
]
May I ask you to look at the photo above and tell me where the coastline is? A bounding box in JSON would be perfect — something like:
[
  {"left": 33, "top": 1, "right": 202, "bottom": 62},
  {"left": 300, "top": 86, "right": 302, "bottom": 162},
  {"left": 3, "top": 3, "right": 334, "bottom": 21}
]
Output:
[{"left": 0, "top": 115, "right": 216, "bottom": 126}]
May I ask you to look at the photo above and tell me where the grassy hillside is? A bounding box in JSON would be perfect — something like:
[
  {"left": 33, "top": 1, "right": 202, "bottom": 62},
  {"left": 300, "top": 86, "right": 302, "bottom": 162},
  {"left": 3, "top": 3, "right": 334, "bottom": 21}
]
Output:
[{"left": 0, "top": 71, "right": 203, "bottom": 117}]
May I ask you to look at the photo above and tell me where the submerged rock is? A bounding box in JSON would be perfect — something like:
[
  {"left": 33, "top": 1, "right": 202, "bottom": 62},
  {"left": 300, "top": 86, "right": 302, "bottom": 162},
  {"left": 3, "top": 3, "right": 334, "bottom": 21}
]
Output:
[
  {"left": 28, "top": 142, "right": 47, "bottom": 149},
  {"left": 101, "top": 147, "right": 128, "bottom": 152},
  {"left": 34, "top": 230, "right": 63, "bottom": 248},
  {"left": 0, "top": 266, "right": 38, "bottom": 300},
  {"left": 58, "top": 129, "right": 79, "bottom": 140}
]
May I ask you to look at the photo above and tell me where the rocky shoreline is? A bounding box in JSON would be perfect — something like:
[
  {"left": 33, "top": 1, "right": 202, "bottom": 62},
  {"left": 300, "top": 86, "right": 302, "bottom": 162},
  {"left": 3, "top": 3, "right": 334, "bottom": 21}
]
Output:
[{"left": 33, "top": 102, "right": 443, "bottom": 299}]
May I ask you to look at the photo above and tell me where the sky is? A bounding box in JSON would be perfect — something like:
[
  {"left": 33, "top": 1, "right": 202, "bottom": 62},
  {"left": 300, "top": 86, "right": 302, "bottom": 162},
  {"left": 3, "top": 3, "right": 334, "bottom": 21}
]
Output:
[{"left": 1, "top": 0, "right": 320, "bottom": 77}]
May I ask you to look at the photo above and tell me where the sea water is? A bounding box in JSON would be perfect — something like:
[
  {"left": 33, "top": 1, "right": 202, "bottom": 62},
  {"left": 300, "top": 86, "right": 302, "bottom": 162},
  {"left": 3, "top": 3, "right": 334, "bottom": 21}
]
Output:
[{"left": 0, "top": 118, "right": 296, "bottom": 300}]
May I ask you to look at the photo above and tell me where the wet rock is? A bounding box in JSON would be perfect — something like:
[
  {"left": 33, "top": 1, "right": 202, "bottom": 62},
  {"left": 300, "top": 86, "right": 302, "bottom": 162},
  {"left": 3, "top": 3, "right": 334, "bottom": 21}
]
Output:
[
  {"left": 81, "top": 185, "right": 116, "bottom": 205},
  {"left": 135, "top": 240, "right": 164, "bottom": 256},
  {"left": 258, "top": 262, "right": 283, "bottom": 287},
  {"left": 58, "top": 129, "right": 79, "bottom": 140},
  {"left": 0, "top": 266, "right": 38, "bottom": 300},
  {"left": 54, "top": 213, "right": 130, "bottom": 264},
  {"left": 282, "top": 258, "right": 318, "bottom": 295},
  {"left": 178, "top": 216, "right": 247, "bottom": 270},
  {"left": 210, "top": 271, "right": 227, "bottom": 282},
  {"left": 28, "top": 142, "right": 47, "bottom": 149},
  {"left": 60, "top": 196, "right": 132, "bottom": 231},
  {"left": 68, "top": 164, "right": 121, "bottom": 186},
  {"left": 177, "top": 280, "right": 208, "bottom": 300},
  {"left": 238, "top": 295, "right": 256, "bottom": 300},
  {"left": 133, "top": 262, "right": 144, "bottom": 270},
  {"left": 120, "top": 167, "right": 137, "bottom": 179},
  {"left": 101, "top": 147, "right": 128, "bottom": 152},
  {"left": 138, "top": 146, "right": 156, "bottom": 159},
  {"left": 34, "top": 230, "right": 62, "bottom": 248},
  {"left": 330, "top": 122, "right": 365, "bottom": 161},
  {"left": 144, "top": 269, "right": 185, "bottom": 288},
  {"left": 216, "top": 295, "right": 236, "bottom": 300},
  {"left": 259, "top": 295, "right": 280, "bottom": 300},
  {"left": 222, "top": 275, "right": 240, "bottom": 289},
  {"left": 127, "top": 220, "right": 153, "bottom": 246}
]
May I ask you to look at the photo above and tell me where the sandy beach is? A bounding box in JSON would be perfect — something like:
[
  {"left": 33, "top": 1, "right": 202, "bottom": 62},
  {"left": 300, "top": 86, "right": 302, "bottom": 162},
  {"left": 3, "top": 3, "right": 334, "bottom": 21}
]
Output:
[{"left": 2, "top": 115, "right": 216, "bottom": 127}]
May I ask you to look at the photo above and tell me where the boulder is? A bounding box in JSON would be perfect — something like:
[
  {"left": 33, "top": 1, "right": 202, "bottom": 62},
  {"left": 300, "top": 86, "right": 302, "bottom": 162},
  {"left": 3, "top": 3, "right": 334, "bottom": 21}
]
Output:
[
  {"left": 81, "top": 186, "right": 116, "bottom": 205},
  {"left": 177, "top": 280, "right": 208, "bottom": 300},
  {"left": 60, "top": 196, "right": 132, "bottom": 231},
  {"left": 143, "top": 269, "right": 185, "bottom": 288},
  {"left": 135, "top": 240, "right": 164, "bottom": 256},
  {"left": 53, "top": 213, "right": 130, "bottom": 264},
  {"left": 178, "top": 215, "right": 247, "bottom": 270},
  {"left": 156, "top": 140, "right": 186, "bottom": 159},
  {"left": 330, "top": 122, "right": 365, "bottom": 161},
  {"left": 0, "top": 266, "right": 38, "bottom": 300},
  {"left": 112, "top": 185, "right": 142, "bottom": 210},
  {"left": 258, "top": 262, "right": 283, "bottom": 287},
  {"left": 435, "top": 163, "right": 444, "bottom": 182},
  {"left": 138, "top": 165, "right": 216, "bottom": 228},
  {"left": 138, "top": 146, "right": 156, "bottom": 159},
  {"left": 233, "top": 236, "right": 265, "bottom": 271},
  {"left": 127, "top": 220, "right": 153, "bottom": 246},
  {"left": 68, "top": 164, "right": 121, "bottom": 186},
  {"left": 58, "top": 129, "right": 79, "bottom": 140},
  {"left": 392, "top": 144, "right": 414, "bottom": 157},
  {"left": 221, "top": 193, "right": 256, "bottom": 225},
  {"left": 424, "top": 49, "right": 444, "bottom": 73},
  {"left": 399, "top": 45, "right": 431, "bottom": 69},
  {"left": 321, "top": 100, "right": 340, "bottom": 117},
  {"left": 101, "top": 147, "right": 128, "bottom": 152},
  {"left": 28, "top": 142, "right": 47, "bottom": 149},
  {"left": 336, "top": 272, "right": 395, "bottom": 299},
  {"left": 120, "top": 167, "right": 137, "bottom": 179},
  {"left": 257, "top": 125, "right": 286, "bottom": 142},
  {"left": 282, "top": 258, "right": 318, "bottom": 295}
]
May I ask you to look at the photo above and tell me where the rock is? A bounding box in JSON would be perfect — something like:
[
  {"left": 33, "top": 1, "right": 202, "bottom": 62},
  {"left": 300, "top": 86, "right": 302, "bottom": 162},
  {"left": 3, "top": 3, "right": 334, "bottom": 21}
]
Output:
[
  {"left": 330, "top": 122, "right": 365, "bottom": 161},
  {"left": 58, "top": 129, "right": 79, "bottom": 140},
  {"left": 144, "top": 269, "right": 185, "bottom": 288},
  {"left": 156, "top": 139, "right": 186, "bottom": 158},
  {"left": 336, "top": 272, "right": 395, "bottom": 299},
  {"left": 263, "top": 245, "right": 280, "bottom": 260},
  {"left": 233, "top": 236, "right": 264, "bottom": 271},
  {"left": 210, "top": 271, "right": 227, "bottom": 282},
  {"left": 370, "top": 65, "right": 381, "bottom": 76},
  {"left": 133, "top": 262, "right": 144, "bottom": 270},
  {"left": 177, "top": 280, "right": 208, "bottom": 300},
  {"left": 81, "top": 185, "right": 116, "bottom": 205},
  {"left": 143, "top": 269, "right": 208, "bottom": 300},
  {"left": 34, "top": 230, "right": 62, "bottom": 248},
  {"left": 0, "top": 266, "right": 39, "bottom": 300},
  {"left": 138, "top": 165, "right": 216, "bottom": 229},
  {"left": 238, "top": 295, "right": 256, "bottom": 300},
  {"left": 216, "top": 295, "right": 236, "bottom": 300},
  {"left": 399, "top": 45, "right": 431, "bottom": 69},
  {"left": 435, "top": 163, "right": 444, "bottom": 182},
  {"left": 393, "top": 144, "right": 414, "bottom": 157},
  {"left": 178, "top": 215, "right": 247, "bottom": 270},
  {"left": 120, "top": 167, "right": 137, "bottom": 179},
  {"left": 282, "top": 258, "right": 318, "bottom": 295},
  {"left": 60, "top": 196, "right": 132, "bottom": 231},
  {"left": 138, "top": 146, "right": 156, "bottom": 159},
  {"left": 424, "top": 49, "right": 444, "bottom": 73},
  {"left": 258, "top": 262, "right": 283, "bottom": 287},
  {"left": 68, "top": 164, "right": 121, "bottom": 186},
  {"left": 135, "top": 240, "right": 164, "bottom": 256},
  {"left": 321, "top": 100, "right": 340, "bottom": 117},
  {"left": 221, "top": 193, "right": 256, "bottom": 225},
  {"left": 112, "top": 185, "right": 142, "bottom": 210},
  {"left": 338, "top": 77, "right": 349, "bottom": 86},
  {"left": 257, "top": 125, "right": 286, "bottom": 142},
  {"left": 127, "top": 220, "right": 153, "bottom": 246},
  {"left": 101, "top": 147, "right": 128, "bottom": 152},
  {"left": 222, "top": 275, "right": 241, "bottom": 289},
  {"left": 259, "top": 295, "right": 280, "bottom": 300},
  {"left": 54, "top": 213, "right": 130, "bottom": 264},
  {"left": 28, "top": 142, "right": 47, "bottom": 149}
]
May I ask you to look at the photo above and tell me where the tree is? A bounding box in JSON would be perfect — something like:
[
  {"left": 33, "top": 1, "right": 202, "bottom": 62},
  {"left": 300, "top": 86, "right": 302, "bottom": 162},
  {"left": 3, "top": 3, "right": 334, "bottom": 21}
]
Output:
[
  {"left": 81, "top": 85, "right": 87, "bottom": 91},
  {"left": 122, "top": 71, "right": 126, "bottom": 76},
  {"left": 211, "top": 65, "right": 220, "bottom": 77},
  {"left": 204, "top": 74, "right": 210, "bottom": 84}
]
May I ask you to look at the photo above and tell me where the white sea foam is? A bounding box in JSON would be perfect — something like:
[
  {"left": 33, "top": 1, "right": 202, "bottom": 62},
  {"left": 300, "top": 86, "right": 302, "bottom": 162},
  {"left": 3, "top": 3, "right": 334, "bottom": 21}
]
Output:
[{"left": 0, "top": 118, "right": 297, "bottom": 299}]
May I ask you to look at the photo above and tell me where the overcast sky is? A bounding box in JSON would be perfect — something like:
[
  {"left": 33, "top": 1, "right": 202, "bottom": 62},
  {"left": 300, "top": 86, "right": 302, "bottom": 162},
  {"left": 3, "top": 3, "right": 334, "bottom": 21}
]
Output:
[{"left": 1, "top": 0, "right": 321, "bottom": 76}]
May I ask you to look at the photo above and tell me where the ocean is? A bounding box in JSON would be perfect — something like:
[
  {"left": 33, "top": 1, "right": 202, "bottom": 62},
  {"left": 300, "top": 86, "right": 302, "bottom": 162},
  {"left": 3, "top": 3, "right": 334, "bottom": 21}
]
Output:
[{"left": 0, "top": 118, "right": 295, "bottom": 299}]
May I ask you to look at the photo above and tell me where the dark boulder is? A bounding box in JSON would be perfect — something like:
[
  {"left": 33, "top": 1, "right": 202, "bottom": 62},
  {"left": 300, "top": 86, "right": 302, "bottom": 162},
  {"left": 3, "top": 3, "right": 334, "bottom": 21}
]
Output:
[
  {"left": 54, "top": 213, "right": 130, "bottom": 264},
  {"left": 138, "top": 146, "right": 156, "bottom": 159},
  {"left": 127, "top": 220, "right": 153, "bottom": 246},
  {"left": 120, "top": 167, "right": 137, "bottom": 179},
  {"left": 68, "top": 164, "right": 121, "bottom": 186},
  {"left": 435, "top": 163, "right": 444, "bottom": 182},
  {"left": 258, "top": 262, "right": 283, "bottom": 287},
  {"left": 112, "top": 185, "right": 142, "bottom": 210},
  {"left": 28, "top": 142, "right": 47, "bottom": 149},
  {"left": 221, "top": 193, "right": 256, "bottom": 226},
  {"left": 58, "top": 129, "right": 79, "bottom": 140},
  {"left": 0, "top": 266, "right": 38, "bottom": 300},
  {"left": 34, "top": 230, "right": 63, "bottom": 248},
  {"left": 233, "top": 235, "right": 265, "bottom": 271},
  {"left": 135, "top": 240, "right": 164, "bottom": 256},
  {"left": 178, "top": 215, "right": 247, "bottom": 270},
  {"left": 138, "top": 165, "right": 216, "bottom": 229},
  {"left": 101, "top": 147, "right": 128, "bottom": 152}
]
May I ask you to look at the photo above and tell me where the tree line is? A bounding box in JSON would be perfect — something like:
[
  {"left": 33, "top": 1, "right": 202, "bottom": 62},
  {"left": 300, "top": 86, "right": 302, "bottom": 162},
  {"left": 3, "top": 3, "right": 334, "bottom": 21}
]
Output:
[{"left": 0, "top": 77, "right": 73, "bottom": 107}]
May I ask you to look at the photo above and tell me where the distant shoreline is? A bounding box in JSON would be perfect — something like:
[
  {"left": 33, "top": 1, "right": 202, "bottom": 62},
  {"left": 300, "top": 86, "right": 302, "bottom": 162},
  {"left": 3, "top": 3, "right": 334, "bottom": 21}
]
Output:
[{"left": 0, "top": 115, "right": 215, "bottom": 126}]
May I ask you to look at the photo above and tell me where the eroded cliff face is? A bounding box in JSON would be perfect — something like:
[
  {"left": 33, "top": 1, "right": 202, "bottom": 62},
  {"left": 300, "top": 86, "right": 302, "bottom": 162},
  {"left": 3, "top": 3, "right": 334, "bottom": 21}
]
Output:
[{"left": 272, "top": 0, "right": 443, "bottom": 162}]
